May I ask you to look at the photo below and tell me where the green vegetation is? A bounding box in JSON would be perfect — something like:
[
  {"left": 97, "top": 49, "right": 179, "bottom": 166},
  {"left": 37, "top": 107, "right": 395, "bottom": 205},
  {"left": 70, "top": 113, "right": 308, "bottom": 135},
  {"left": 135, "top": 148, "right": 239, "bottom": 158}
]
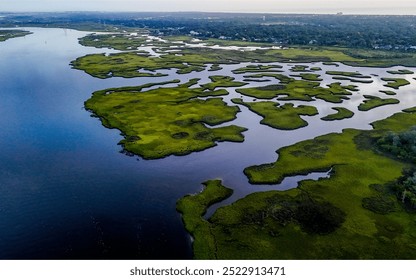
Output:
[
  {"left": 70, "top": 24, "right": 416, "bottom": 260},
  {"left": 358, "top": 95, "right": 400, "bottom": 111},
  {"left": 232, "top": 98, "right": 318, "bottom": 130},
  {"left": 290, "top": 65, "right": 310, "bottom": 72},
  {"left": 327, "top": 82, "right": 358, "bottom": 93},
  {"left": 310, "top": 67, "right": 322, "bottom": 71},
  {"left": 323, "top": 62, "right": 339, "bottom": 66},
  {"left": 381, "top": 77, "right": 411, "bottom": 89},
  {"left": 242, "top": 73, "right": 293, "bottom": 84},
  {"left": 71, "top": 52, "right": 166, "bottom": 78},
  {"left": 232, "top": 64, "right": 283, "bottom": 74},
  {"left": 264, "top": 48, "right": 363, "bottom": 64},
  {"left": 73, "top": 47, "right": 278, "bottom": 78},
  {"left": 79, "top": 32, "right": 159, "bottom": 51},
  {"left": 380, "top": 90, "right": 397, "bottom": 96},
  {"left": 291, "top": 73, "right": 322, "bottom": 81},
  {"left": 387, "top": 69, "right": 414, "bottom": 75},
  {"left": 74, "top": 33, "right": 416, "bottom": 80},
  {"left": 176, "top": 111, "right": 416, "bottom": 259},
  {"left": 200, "top": 38, "right": 274, "bottom": 48},
  {"left": 326, "top": 70, "right": 373, "bottom": 83},
  {"left": 403, "top": 107, "right": 416, "bottom": 113},
  {"left": 200, "top": 76, "right": 247, "bottom": 91},
  {"left": 176, "top": 180, "right": 233, "bottom": 259},
  {"left": 209, "top": 64, "right": 222, "bottom": 72},
  {"left": 0, "top": 30, "right": 32, "bottom": 42},
  {"left": 332, "top": 76, "right": 374, "bottom": 84},
  {"left": 377, "top": 126, "right": 416, "bottom": 163},
  {"left": 243, "top": 78, "right": 271, "bottom": 83},
  {"left": 321, "top": 107, "right": 354, "bottom": 121},
  {"left": 340, "top": 48, "right": 416, "bottom": 67},
  {"left": 244, "top": 110, "right": 416, "bottom": 185},
  {"left": 236, "top": 75, "right": 354, "bottom": 103},
  {"left": 390, "top": 169, "right": 416, "bottom": 210},
  {"left": 361, "top": 184, "right": 398, "bottom": 215},
  {"left": 85, "top": 80, "right": 247, "bottom": 159},
  {"left": 326, "top": 71, "right": 371, "bottom": 79}
]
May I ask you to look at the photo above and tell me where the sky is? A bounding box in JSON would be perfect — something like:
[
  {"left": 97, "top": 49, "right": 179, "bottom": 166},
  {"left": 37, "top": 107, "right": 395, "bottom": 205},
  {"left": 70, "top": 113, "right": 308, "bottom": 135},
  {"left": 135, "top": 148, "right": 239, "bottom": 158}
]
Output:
[{"left": 2, "top": 0, "right": 416, "bottom": 15}]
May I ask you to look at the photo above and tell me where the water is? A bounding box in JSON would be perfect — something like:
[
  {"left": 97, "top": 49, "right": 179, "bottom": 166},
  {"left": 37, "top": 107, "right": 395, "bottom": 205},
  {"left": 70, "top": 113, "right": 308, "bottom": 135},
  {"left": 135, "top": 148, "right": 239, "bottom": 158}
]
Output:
[
  {"left": 0, "top": 28, "right": 194, "bottom": 259},
  {"left": 1, "top": 27, "right": 416, "bottom": 259}
]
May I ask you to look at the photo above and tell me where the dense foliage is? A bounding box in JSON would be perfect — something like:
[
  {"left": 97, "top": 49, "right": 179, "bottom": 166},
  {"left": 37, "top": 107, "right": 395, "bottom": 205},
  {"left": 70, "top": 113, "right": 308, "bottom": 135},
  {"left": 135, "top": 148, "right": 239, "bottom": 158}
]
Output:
[
  {"left": 2, "top": 12, "right": 416, "bottom": 50},
  {"left": 377, "top": 126, "right": 416, "bottom": 162},
  {"left": 377, "top": 127, "right": 416, "bottom": 209},
  {"left": 392, "top": 168, "right": 416, "bottom": 210}
]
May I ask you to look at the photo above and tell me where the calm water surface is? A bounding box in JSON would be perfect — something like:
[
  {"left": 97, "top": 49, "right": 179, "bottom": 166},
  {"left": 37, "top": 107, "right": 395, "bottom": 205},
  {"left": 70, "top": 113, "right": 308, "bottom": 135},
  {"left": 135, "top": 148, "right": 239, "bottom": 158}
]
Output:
[{"left": 1, "top": 28, "right": 416, "bottom": 259}]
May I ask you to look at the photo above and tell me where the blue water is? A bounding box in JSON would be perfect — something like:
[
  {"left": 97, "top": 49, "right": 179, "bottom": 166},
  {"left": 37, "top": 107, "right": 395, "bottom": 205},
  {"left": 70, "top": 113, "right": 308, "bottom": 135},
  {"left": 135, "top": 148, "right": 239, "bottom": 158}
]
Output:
[{"left": 0, "top": 28, "right": 195, "bottom": 259}]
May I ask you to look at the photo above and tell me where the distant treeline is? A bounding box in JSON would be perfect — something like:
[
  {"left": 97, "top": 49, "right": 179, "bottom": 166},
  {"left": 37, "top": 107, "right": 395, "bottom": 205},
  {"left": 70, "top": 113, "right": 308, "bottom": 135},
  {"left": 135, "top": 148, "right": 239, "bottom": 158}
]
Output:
[{"left": 2, "top": 12, "right": 416, "bottom": 50}]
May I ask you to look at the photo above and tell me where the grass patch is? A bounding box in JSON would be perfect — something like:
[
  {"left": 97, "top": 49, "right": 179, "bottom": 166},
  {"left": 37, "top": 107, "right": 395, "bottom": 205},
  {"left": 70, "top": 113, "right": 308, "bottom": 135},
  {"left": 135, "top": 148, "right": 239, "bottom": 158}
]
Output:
[
  {"left": 291, "top": 73, "right": 322, "bottom": 81},
  {"left": 310, "top": 67, "right": 322, "bottom": 71},
  {"left": 326, "top": 71, "right": 371, "bottom": 79},
  {"left": 290, "top": 65, "right": 310, "bottom": 72},
  {"left": 326, "top": 71, "right": 373, "bottom": 83},
  {"left": 321, "top": 107, "right": 354, "bottom": 121},
  {"left": 380, "top": 90, "right": 397, "bottom": 96},
  {"left": 232, "top": 64, "right": 283, "bottom": 74},
  {"left": 200, "top": 76, "right": 247, "bottom": 91},
  {"left": 403, "top": 107, "right": 416, "bottom": 113},
  {"left": 176, "top": 180, "right": 233, "bottom": 259},
  {"left": 79, "top": 33, "right": 163, "bottom": 51},
  {"left": 236, "top": 76, "right": 354, "bottom": 103},
  {"left": 387, "top": 69, "right": 414, "bottom": 75},
  {"left": 323, "top": 62, "right": 339, "bottom": 66},
  {"left": 381, "top": 77, "right": 411, "bottom": 89},
  {"left": 233, "top": 98, "right": 318, "bottom": 130},
  {"left": 358, "top": 95, "right": 400, "bottom": 111},
  {"left": 332, "top": 76, "right": 374, "bottom": 84},
  {"left": 208, "top": 64, "right": 222, "bottom": 72}
]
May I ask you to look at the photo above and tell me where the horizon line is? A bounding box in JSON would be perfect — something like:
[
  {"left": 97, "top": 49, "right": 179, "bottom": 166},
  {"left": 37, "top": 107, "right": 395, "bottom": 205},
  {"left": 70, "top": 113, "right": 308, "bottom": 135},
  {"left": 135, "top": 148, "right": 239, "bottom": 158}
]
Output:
[{"left": 1, "top": 10, "right": 416, "bottom": 16}]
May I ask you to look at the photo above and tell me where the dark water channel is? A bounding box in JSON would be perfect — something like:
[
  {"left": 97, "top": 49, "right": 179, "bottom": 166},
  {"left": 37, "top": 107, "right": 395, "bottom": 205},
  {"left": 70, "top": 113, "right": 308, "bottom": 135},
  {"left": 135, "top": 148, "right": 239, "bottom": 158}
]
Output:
[{"left": 1, "top": 28, "right": 416, "bottom": 259}]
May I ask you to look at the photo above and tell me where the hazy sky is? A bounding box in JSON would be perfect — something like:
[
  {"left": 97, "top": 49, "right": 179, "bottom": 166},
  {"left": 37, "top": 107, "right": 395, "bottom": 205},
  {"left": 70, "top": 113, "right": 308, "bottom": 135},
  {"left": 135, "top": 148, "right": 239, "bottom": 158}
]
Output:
[{"left": 2, "top": 0, "right": 416, "bottom": 15}]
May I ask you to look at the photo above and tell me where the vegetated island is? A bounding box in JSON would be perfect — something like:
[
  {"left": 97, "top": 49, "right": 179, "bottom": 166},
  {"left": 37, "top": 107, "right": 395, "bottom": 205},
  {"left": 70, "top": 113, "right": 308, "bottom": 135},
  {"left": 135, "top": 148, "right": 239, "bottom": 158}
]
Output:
[
  {"left": 236, "top": 75, "right": 354, "bottom": 103},
  {"left": 232, "top": 98, "right": 318, "bottom": 130},
  {"left": 71, "top": 32, "right": 416, "bottom": 81},
  {"left": 358, "top": 95, "right": 400, "bottom": 111},
  {"left": 381, "top": 77, "right": 411, "bottom": 89},
  {"left": 379, "top": 90, "right": 397, "bottom": 96},
  {"left": 178, "top": 110, "right": 416, "bottom": 259},
  {"left": 0, "top": 30, "right": 31, "bottom": 42},
  {"left": 84, "top": 79, "right": 247, "bottom": 160},
  {"left": 321, "top": 107, "right": 354, "bottom": 121},
  {"left": 386, "top": 69, "right": 414, "bottom": 75},
  {"left": 232, "top": 64, "right": 283, "bottom": 74}
]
